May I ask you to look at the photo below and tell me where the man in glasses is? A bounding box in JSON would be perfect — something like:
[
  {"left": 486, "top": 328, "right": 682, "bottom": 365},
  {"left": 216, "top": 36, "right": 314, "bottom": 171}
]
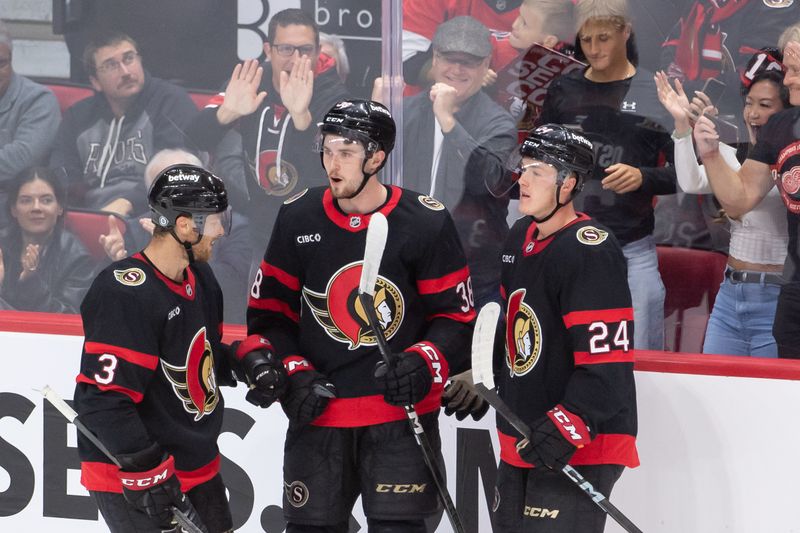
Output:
[
  {"left": 0, "top": 19, "right": 61, "bottom": 228},
  {"left": 49, "top": 31, "right": 198, "bottom": 218},
  {"left": 187, "top": 8, "right": 349, "bottom": 258}
]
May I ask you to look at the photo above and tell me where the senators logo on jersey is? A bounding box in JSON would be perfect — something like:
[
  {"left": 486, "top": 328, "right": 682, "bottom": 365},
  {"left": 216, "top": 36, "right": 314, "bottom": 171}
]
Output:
[
  {"left": 162, "top": 327, "right": 219, "bottom": 420},
  {"left": 253, "top": 149, "right": 300, "bottom": 197},
  {"left": 303, "top": 261, "right": 404, "bottom": 350},
  {"left": 505, "top": 289, "right": 542, "bottom": 377}
]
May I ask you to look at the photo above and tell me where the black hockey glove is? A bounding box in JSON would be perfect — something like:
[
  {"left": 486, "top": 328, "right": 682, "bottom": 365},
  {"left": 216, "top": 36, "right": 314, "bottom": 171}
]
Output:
[
  {"left": 233, "top": 335, "right": 289, "bottom": 408},
  {"left": 116, "top": 443, "right": 204, "bottom": 530},
  {"left": 516, "top": 404, "right": 591, "bottom": 470},
  {"left": 441, "top": 376, "right": 489, "bottom": 421},
  {"left": 281, "top": 359, "right": 337, "bottom": 425},
  {"left": 374, "top": 351, "right": 433, "bottom": 406}
]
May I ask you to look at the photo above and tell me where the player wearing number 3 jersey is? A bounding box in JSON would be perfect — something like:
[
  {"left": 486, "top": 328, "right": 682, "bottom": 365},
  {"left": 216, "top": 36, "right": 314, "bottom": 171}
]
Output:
[
  {"left": 247, "top": 99, "right": 475, "bottom": 532},
  {"left": 489, "top": 124, "right": 638, "bottom": 532}
]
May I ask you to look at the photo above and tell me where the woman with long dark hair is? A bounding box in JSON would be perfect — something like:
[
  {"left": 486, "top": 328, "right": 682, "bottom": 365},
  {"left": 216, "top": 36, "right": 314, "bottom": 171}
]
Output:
[{"left": 0, "top": 167, "right": 95, "bottom": 312}]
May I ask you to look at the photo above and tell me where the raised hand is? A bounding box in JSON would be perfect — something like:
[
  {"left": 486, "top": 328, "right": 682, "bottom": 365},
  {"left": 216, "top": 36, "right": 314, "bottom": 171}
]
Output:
[
  {"left": 99, "top": 214, "right": 127, "bottom": 261},
  {"left": 139, "top": 217, "right": 155, "bottom": 235},
  {"left": 279, "top": 55, "right": 314, "bottom": 131},
  {"left": 694, "top": 112, "right": 721, "bottom": 159},
  {"left": 430, "top": 82, "right": 459, "bottom": 133},
  {"left": 654, "top": 71, "right": 691, "bottom": 132},
  {"left": 217, "top": 59, "right": 268, "bottom": 125},
  {"left": 19, "top": 244, "right": 40, "bottom": 281},
  {"left": 602, "top": 163, "right": 643, "bottom": 194},
  {"left": 689, "top": 90, "right": 717, "bottom": 124}
]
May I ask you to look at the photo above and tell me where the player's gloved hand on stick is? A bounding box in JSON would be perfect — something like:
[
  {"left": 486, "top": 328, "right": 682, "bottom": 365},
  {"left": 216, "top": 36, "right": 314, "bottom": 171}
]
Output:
[
  {"left": 232, "top": 335, "right": 289, "bottom": 408},
  {"left": 441, "top": 375, "right": 489, "bottom": 421},
  {"left": 516, "top": 404, "right": 591, "bottom": 470},
  {"left": 281, "top": 361, "right": 337, "bottom": 425},
  {"left": 116, "top": 442, "right": 197, "bottom": 529},
  {"left": 374, "top": 351, "right": 433, "bottom": 406}
]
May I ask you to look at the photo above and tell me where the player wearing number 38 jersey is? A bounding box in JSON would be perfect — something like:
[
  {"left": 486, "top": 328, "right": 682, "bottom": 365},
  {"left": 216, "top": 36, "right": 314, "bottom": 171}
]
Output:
[
  {"left": 247, "top": 99, "right": 475, "bottom": 532},
  {"left": 489, "top": 124, "right": 638, "bottom": 532}
]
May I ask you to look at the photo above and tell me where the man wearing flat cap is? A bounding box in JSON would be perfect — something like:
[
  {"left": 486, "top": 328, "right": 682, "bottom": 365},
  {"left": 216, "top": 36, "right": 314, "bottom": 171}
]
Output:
[{"left": 401, "top": 16, "right": 517, "bottom": 309}]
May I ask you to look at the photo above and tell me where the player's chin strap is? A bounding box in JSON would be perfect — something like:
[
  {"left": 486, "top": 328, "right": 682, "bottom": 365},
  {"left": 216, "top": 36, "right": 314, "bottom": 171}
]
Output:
[
  {"left": 530, "top": 169, "right": 573, "bottom": 224},
  {"left": 342, "top": 149, "right": 388, "bottom": 200},
  {"left": 169, "top": 229, "right": 203, "bottom": 264}
]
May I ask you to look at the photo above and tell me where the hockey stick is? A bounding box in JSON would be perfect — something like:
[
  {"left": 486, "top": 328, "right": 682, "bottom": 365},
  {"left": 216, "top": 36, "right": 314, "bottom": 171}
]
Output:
[
  {"left": 470, "top": 304, "right": 644, "bottom": 533},
  {"left": 38, "top": 386, "right": 208, "bottom": 533},
  {"left": 358, "top": 213, "right": 466, "bottom": 533}
]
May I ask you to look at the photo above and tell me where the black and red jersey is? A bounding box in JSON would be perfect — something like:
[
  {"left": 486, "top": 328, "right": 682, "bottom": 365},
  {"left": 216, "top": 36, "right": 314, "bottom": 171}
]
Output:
[
  {"left": 749, "top": 107, "right": 800, "bottom": 282},
  {"left": 497, "top": 214, "right": 639, "bottom": 468},
  {"left": 74, "top": 253, "right": 232, "bottom": 493},
  {"left": 247, "top": 185, "right": 475, "bottom": 427}
]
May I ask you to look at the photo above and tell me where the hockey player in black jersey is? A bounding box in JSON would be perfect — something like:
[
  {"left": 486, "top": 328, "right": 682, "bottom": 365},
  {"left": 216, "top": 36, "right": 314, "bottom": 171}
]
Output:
[
  {"left": 247, "top": 99, "right": 475, "bottom": 532},
  {"left": 488, "top": 124, "right": 638, "bottom": 532},
  {"left": 73, "top": 165, "right": 288, "bottom": 533}
]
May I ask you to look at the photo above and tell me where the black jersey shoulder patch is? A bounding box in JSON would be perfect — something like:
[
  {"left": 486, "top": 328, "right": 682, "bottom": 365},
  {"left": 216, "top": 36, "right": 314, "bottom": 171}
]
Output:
[
  {"left": 576, "top": 226, "right": 609, "bottom": 246},
  {"left": 417, "top": 195, "right": 445, "bottom": 211},
  {"left": 284, "top": 188, "right": 309, "bottom": 204},
  {"left": 113, "top": 267, "right": 146, "bottom": 286}
]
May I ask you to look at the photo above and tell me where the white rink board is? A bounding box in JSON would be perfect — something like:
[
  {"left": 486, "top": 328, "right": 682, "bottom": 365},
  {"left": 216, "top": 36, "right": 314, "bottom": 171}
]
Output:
[{"left": 2, "top": 329, "right": 800, "bottom": 532}]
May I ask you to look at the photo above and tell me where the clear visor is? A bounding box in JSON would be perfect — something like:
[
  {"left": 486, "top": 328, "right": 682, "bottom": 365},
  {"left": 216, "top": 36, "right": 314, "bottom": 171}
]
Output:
[
  {"left": 487, "top": 151, "right": 559, "bottom": 198},
  {"left": 313, "top": 129, "right": 376, "bottom": 155},
  {"left": 192, "top": 206, "right": 232, "bottom": 237}
]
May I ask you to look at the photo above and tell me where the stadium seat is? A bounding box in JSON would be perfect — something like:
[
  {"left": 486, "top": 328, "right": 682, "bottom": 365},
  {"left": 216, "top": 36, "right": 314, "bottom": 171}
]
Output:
[
  {"left": 47, "top": 83, "right": 94, "bottom": 113},
  {"left": 657, "top": 245, "right": 728, "bottom": 353},
  {"left": 64, "top": 209, "right": 128, "bottom": 263}
]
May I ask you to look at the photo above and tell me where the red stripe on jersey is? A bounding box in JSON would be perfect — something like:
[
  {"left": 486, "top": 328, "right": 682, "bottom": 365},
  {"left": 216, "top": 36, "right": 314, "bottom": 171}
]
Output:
[
  {"left": 247, "top": 297, "right": 300, "bottom": 323},
  {"left": 428, "top": 309, "right": 477, "bottom": 323},
  {"left": 497, "top": 430, "right": 639, "bottom": 468},
  {"left": 75, "top": 374, "right": 144, "bottom": 403},
  {"left": 205, "top": 93, "right": 224, "bottom": 108},
  {"left": 132, "top": 253, "right": 196, "bottom": 300},
  {"left": 81, "top": 454, "right": 221, "bottom": 493},
  {"left": 312, "top": 392, "right": 442, "bottom": 427},
  {"left": 322, "top": 186, "right": 402, "bottom": 231},
  {"left": 417, "top": 266, "right": 470, "bottom": 295},
  {"left": 84, "top": 342, "right": 159, "bottom": 370},
  {"left": 262, "top": 261, "right": 301, "bottom": 291},
  {"left": 574, "top": 349, "right": 635, "bottom": 365},
  {"left": 500, "top": 284, "right": 507, "bottom": 301},
  {"left": 562, "top": 308, "right": 634, "bottom": 328}
]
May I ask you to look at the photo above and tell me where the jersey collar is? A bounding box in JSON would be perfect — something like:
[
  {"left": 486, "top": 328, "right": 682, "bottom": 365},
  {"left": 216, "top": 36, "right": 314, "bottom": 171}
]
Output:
[
  {"left": 134, "top": 252, "right": 197, "bottom": 301},
  {"left": 322, "top": 185, "right": 402, "bottom": 232},
  {"left": 522, "top": 213, "right": 590, "bottom": 256}
]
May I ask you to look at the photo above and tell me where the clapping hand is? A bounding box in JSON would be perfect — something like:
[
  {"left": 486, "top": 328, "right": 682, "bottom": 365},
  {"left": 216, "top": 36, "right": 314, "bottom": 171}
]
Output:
[
  {"left": 99, "top": 215, "right": 127, "bottom": 261},
  {"left": 19, "top": 244, "right": 40, "bottom": 281},
  {"left": 279, "top": 55, "right": 314, "bottom": 130},
  {"left": 217, "top": 59, "right": 268, "bottom": 125}
]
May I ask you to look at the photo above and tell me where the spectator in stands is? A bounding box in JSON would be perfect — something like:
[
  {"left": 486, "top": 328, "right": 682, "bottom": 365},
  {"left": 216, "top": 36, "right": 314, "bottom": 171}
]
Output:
[
  {"left": 186, "top": 8, "right": 349, "bottom": 256},
  {"left": 656, "top": 49, "right": 790, "bottom": 357},
  {"left": 49, "top": 31, "right": 198, "bottom": 218},
  {"left": 0, "top": 20, "right": 61, "bottom": 229},
  {"left": 319, "top": 33, "right": 350, "bottom": 84},
  {"left": 99, "top": 148, "right": 252, "bottom": 324},
  {"left": 694, "top": 23, "right": 800, "bottom": 358},
  {"left": 402, "top": 0, "right": 521, "bottom": 87},
  {"left": 0, "top": 167, "right": 94, "bottom": 313},
  {"left": 396, "top": 16, "right": 517, "bottom": 306},
  {"left": 539, "top": 0, "right": 676, "bottom": 350}
]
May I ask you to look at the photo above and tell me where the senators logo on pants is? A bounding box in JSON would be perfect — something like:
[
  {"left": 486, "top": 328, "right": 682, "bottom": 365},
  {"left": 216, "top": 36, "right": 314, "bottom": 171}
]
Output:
[
  {"left": 505, "top": 289, "right": 542, "bottom": 377},
  {"left": 162, "top": 327, "right": 219, "bottom": 420},
  {"left": 303, "top": 262, "right": 404, "bottom": 350}
]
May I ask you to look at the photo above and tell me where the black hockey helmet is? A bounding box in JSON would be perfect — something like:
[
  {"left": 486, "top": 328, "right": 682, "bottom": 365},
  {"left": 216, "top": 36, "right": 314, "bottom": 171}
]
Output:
[
  {"left": 318, "top": 99, "right": 396, "bottom": 158},
  {"left": 518, "top": 124, "right": 595, "bottom": 191},
  {"left": 148, "top": 164, "right": 229, "bottom": 235}
]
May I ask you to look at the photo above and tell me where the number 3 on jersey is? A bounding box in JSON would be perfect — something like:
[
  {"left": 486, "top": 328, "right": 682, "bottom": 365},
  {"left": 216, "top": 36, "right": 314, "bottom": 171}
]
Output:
[
  {"left": 94, "top": 353, "right": 119, "bottom": 384},
  {"left": 588, "top": 320, "right": 630, "bottom": 354}
]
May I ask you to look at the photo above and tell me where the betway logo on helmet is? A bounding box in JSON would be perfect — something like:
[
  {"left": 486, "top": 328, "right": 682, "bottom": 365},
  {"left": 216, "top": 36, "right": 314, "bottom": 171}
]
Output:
[
  {"left": 367, "top": 103, "right": 391, "bottom": 116},
  {"left": 168, "top": 173, "right": 200, "bottom": 183}
]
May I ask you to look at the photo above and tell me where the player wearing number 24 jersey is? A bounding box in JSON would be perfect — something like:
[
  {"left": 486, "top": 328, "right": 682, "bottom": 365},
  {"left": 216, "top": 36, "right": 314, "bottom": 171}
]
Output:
[{"left": 489, "top": 124, "right": 637, "bottom": 533}]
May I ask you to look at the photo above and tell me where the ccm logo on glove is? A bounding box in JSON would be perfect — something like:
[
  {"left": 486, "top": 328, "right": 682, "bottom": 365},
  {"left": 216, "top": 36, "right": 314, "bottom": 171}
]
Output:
[
  {"left": 547, "top": 405, "right": 590, "bottom": 446},
  {"left": 119, "top": 456, "right": 175, "bottom": 490}
]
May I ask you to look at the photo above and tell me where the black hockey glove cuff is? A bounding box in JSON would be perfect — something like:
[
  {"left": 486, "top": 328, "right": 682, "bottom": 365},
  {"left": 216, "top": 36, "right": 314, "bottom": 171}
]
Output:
[
  {"left": 515, "top": 404, "right": 591, "bottom": 470},
  {"left": 441, "top": 377, "right": 489, "bottom": 421},
  {"left": 374, "top": 350, "right": 433, "bottom": 406},
  {"left": 281, "top": 356, "right": 337, "bottom": 425},
  {"left": 116, "top": 443, "right": 186, "bottom": 528},
  {"left": 233, "top": 335, "right": 289, "bottom": 408}
]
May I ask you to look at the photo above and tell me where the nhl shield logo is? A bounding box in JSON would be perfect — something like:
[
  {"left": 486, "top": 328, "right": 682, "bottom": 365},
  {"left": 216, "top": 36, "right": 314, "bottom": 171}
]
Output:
[
  {"left": 303, "top": 261, "right": 404, "bottom": 349},
  {"left": 113, "top": 268, "right": 146, "bottom": 286},
  {"left": 349, "top": 216, "right": 362, "bottom": 228},
  {"left": 162, "top": 327, "right": 220, "bottom": 420},
  {"left": 505, "top": 289, "right": 542, "bottom": 377}
]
